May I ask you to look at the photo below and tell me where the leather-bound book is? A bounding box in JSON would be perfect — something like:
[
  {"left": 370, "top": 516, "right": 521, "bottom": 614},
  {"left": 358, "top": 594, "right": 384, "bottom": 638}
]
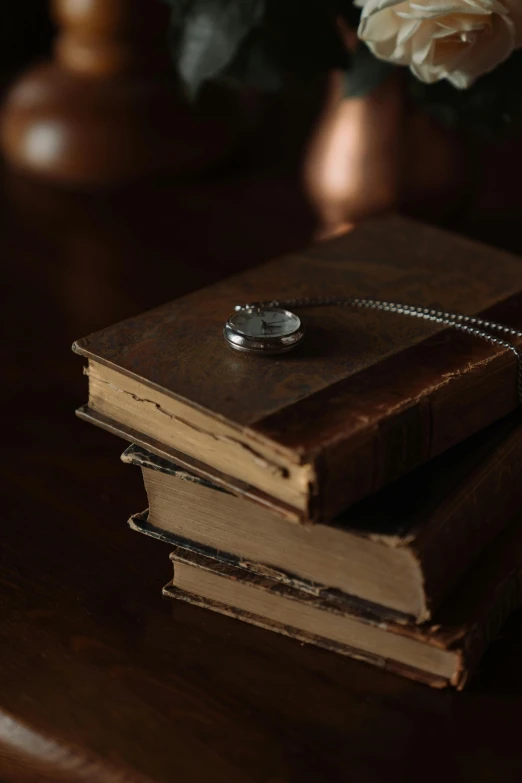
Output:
[
  {"left": 73, "top": 215, "right": 522, "bottom": 522},
  {"left": 162, "top": 513, "right": 522, "bottom": 689},
  {"left": 124, "top": 415, "right": 522, "bottom": 621}
]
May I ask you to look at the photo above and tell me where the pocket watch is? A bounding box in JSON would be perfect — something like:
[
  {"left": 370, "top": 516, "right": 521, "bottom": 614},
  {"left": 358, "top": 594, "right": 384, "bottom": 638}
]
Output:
[{"left": 224, "top": 305, "right": 304, "bottom": 354}]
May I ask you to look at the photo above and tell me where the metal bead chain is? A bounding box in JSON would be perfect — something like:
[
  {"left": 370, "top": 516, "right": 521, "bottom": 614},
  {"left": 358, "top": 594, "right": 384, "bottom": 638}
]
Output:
[{"left": 246, "top": 297, "right": 522, "bottom": 405}]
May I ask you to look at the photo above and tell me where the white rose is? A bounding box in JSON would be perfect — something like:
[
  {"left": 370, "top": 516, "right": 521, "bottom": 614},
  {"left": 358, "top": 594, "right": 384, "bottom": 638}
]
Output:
[{"left": 356, "top": 0, "right": 522, "bottom": 89}]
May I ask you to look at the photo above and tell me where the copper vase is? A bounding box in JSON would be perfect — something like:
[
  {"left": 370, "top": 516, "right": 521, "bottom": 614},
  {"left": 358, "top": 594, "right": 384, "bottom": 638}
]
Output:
[
  {"left": 303, "top": 70, "right": 404, "bottom": 238},
  {"left": 303, "top": 69, "right": 472, "bottom": 238}
]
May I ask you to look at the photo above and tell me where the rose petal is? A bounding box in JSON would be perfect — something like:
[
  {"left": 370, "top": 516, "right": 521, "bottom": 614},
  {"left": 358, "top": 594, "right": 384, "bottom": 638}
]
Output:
[{"left": 356, "top": 0, "right": 522, "bottom": 88}]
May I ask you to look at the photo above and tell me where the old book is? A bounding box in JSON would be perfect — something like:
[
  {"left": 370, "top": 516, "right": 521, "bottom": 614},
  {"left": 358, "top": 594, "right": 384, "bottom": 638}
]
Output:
[
  {"left": 163, "top": 514, "right": 522, "bottom": 689},
  {"left": 73, "top": 215, "right": 522, "bottom": 523},
  {"left": 124, "top": 415, "right": 522, "bottom": 621}
]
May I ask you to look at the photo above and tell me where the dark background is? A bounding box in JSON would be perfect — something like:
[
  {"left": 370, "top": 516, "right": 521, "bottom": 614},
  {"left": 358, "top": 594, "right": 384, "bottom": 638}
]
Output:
[
  {"left": 0, "top": 2, "right": 54, "bottom": 77},
  {"left": 1, "top": 5, "right": 522, "bottom": 783}
]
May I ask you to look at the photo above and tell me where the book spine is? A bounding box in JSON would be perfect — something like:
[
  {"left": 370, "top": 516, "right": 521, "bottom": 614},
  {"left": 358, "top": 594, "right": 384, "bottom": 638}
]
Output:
[
  {"left": 317, "top": 296, "right": 522, "bottom": 521},
  {"left": 454, "top": 566, "right": 522, "bottom": 689},
  {"left": 415, "top": 424, "right": 522, "bottom": 618},
  {"left": 321, "top": 360, "right": 518, "bottom": 522}
]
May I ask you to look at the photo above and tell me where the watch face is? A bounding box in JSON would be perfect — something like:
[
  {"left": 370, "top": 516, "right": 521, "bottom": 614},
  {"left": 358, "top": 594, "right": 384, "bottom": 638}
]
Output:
[{"left": 229, "top": 307, "right": 301, "bottom": 339}]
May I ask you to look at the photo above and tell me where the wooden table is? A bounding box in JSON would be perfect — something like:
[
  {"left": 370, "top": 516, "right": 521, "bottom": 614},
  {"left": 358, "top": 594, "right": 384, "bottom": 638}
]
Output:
[{"left": 2, "top": 167, "right": 522, "bottom": 783}]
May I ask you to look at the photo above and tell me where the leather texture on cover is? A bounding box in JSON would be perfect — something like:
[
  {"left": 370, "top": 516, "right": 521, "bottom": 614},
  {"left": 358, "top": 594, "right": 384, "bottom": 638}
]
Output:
[{"left": 74, "top": 215, "right": 522, "bottom": 518}]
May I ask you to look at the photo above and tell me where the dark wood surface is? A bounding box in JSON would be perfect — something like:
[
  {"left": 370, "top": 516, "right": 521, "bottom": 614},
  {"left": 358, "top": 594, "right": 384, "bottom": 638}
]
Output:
[{"left": 2, "top": 163, "right": 522, "bottom": 783}]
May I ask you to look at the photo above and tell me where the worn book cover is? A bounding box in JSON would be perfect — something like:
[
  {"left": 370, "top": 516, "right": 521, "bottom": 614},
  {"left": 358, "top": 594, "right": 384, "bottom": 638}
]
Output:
[
  {"left": 124, "top": 414, "right": 522, "bottom": 621},
  {"left": 163, "top": 513, "right": 522, "bottom": 689},
  {"left": 74, "top": 215, "right": 522, "bottom": 522}
]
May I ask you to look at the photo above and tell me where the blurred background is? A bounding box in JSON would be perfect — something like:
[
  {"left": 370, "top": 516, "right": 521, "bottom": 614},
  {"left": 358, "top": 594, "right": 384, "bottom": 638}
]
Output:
[
  {"left": 3, "top": 1, "right": 522, "bottom": 252},
  {"left": 0, "top": 2, "right": 55, "bottom": 77},
  {"left": 2, "top": 0, "right": 522, "bottom": 351}
]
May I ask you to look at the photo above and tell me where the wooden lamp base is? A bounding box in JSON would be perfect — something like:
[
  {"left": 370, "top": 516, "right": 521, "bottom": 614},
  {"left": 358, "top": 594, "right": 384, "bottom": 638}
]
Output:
[{"left": 0, "top": 0, "right": 237, "bottom": 186}]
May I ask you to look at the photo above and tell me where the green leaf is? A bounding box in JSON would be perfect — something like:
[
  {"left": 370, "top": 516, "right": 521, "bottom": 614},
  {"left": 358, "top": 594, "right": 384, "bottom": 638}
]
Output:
[
  {"left": 168, "top": 0, "right": 266, "bottom": 96},
  {"left": 343, "top": 43, "right": 394, "bottom": 98}
]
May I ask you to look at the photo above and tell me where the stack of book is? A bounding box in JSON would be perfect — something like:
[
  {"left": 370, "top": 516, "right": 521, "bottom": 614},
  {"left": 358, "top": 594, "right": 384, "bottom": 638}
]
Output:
[{"left": 74, "top": 215, "right": 522, "bottom": 688}]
